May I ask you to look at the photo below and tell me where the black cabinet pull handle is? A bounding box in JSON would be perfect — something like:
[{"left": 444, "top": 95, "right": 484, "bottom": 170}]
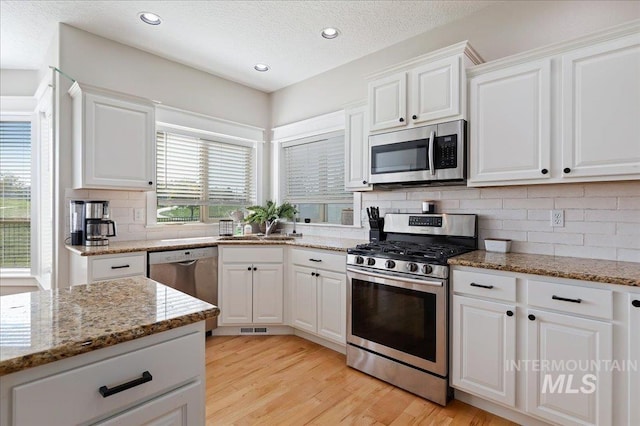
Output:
[
  {"left": 253, "top": 267, "right": 257, "bottom": 271},
  {"left": 470, "top": 282, "right": 494, "bottom": 289},
  {"left": 247, "top": 267, "right": 252, "bottom": 271},
  {"left": 309, "top": 258, "right": 322, "bottom": 262},
  {"left": 362, "top": 180, "right": 367, "bottom": 184},
  {"left": 552, "top": 295, "right": 582, "bottom": 304},
  {"left": 563, "top": 167, "right": 571, "bottom": 173},
  {"left": 528, "top": 314, "right": 536, "bottom": 321},
  {"left": 632, "top": 300, "right": 640, "bottom": 308},
  {"left": 399, "top": 117, "right": 405, "bottom": 122},
  {"left": 148, "top": 181, "right": 153, "bottom": 185},
  {"left": 541, "top": 168, "right": 548, "bottom": 174},
  {"left": 412, "top": 115, "right": 418, "bottom": 120},
  {"left": 311, "top": 272, "right": 316, "bottom": 277},
  {"left": 316, "top": 272, "right": 320, "bottom": 277},
  {"left": 99, "top": 371, "right": 152, "bottom": 398},
  {"left": 506, "top": 310, "right": 514, "bottom": 317},
  {"left": 111, "top": 264, "right": 130, "bottom": 270}
]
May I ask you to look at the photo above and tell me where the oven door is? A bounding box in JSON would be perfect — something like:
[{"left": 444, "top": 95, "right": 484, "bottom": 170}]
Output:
[{"left": 347, "top": 267, "right": 447, "bottom": 377}]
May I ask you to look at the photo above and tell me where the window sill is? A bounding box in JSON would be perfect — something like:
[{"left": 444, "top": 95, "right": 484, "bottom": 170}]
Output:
[{"left": 286, "top": 222, "right": 362, "bottom": 229}]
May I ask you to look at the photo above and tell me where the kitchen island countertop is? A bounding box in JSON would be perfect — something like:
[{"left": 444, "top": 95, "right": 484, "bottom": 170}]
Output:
[
  {"left": 66, "top": 234, "right": 368, "bottom": 256},
  {"left": 449, "top": 250, "right": 640, "bottom": 287},
  {"left": 0, "top": 276, "right": 219, "bottom": 376}
]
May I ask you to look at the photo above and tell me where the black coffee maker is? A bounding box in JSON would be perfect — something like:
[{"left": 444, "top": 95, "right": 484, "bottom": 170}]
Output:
[{"left": 70, "top": 200, "right": 117, "bottom": 246}]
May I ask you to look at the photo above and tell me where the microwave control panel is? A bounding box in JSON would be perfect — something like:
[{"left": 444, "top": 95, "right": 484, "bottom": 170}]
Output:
[{"left": 435, "top": 136, "right": 457, "bottom": 169}]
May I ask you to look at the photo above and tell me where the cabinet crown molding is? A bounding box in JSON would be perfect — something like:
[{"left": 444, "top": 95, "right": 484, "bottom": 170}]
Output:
[
  {"left": 468, "top": 19, "right": 640, "bottom": 77},
  {"left": 365, "top": 40, "right": 482, "bottom": 81},
  {"left": 68, "top": 81, "right": 155, "bottom": 106}
]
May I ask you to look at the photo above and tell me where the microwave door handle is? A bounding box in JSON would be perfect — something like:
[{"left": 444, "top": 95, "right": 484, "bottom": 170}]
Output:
[{"left": 428, "top": 130, "right": 436, "bottom": 176}]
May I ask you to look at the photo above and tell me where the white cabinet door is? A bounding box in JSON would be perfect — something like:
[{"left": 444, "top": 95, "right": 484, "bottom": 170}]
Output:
[
  {"left": 561, "top": 33, "right": 640, "bottom": 179},
  {"left": 95, "top": 380, "right": 203, "bottom": 426},
  {"left": 368, "top": 72, "right": 407, "bottom": 132},
  {"left": 77, "top": 88, "right": 155, "bottom": 190},
  {"left": 345, "top": 103, "right": 372, "bottom": 191},
  {"left": 220, "top": 264, "right": 253, "bottom": 324},
  {"left": 630, "top": 294, "right": 640, "bottom": 425},
  {"left": 526, "top": 309, "right": 612, "bottom": 426},
  {"left": 252, "top": 263, "right": 284, "bottom": 324},
  {"left": 291, "top": 265, "right": 317, "bottom": 333},
  {"left": 451, "top": 295, "right": 516, "bottom": 407},
  {"left": 317, "top": 270, "right": 346, "bottom": 344},
  {"left": 410, "top": 55, "right": 460, "bottom": 124},
  {"left": 469, "top": 60, "right": 551, "bottom": 184}
]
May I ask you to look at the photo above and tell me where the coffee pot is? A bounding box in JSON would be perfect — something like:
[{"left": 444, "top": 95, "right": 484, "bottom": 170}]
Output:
[{"left": 70, "top": 200, "right": 117, "bottom": 246}]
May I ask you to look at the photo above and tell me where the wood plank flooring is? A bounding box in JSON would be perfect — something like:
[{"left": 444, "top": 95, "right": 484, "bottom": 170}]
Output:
[{"left": 205, "top": 335, "right": 518, "bottom": 425}]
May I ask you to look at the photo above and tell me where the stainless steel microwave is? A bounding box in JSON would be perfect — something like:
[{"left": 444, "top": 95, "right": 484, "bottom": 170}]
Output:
[{"left": 369, "top": 119, "right": 466, "bottom": 185}]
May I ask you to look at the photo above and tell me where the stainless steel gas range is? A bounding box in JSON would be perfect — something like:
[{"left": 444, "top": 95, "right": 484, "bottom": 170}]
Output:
[{"left": 346, "top": 213, "right": 478, "bottom": 405}]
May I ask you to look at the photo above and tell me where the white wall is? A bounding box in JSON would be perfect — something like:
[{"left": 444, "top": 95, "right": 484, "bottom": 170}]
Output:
[
  {"left": 270, "top": 1, "right": 640, "bottom": 126},
  {"left": 56, "top": 24, "right": 271, "bottom": 287},
  {"left": 0, "top": 69, "right": 39, "bottom": 96}
]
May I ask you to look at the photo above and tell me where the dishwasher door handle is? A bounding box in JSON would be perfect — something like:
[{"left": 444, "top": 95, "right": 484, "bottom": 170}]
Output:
[{"left": 177, "top": 260, "right": 197, "bottom": 266}]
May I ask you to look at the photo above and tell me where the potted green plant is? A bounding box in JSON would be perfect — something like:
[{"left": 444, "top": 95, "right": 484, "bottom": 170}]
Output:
[{"left": 245, "top": 201, "right": 297, "bottom": 235}]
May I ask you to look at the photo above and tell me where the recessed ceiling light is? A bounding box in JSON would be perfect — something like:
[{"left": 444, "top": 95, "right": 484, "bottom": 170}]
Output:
[
  {"left": 254, "top": 63, "right": 270, "bottom": 72},
  {"left": 321, "top": 27, "right": 340, "bottom": 39},
  {"left": 139, "top": 12, "right": 162, "bottom": 25}
]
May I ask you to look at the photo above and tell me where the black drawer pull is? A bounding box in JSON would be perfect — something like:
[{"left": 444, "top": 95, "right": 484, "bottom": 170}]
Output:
[
  {"left": 632, "top": 300, "right": 640, "bottom": 308},
  {"left": 528, "top": 314, "right": 536, "bottom": 321},
  {"left": 111, "top": 264, "right": 130, "bottom": 270},
  {"left": 470, "top": 282, "right": 494, "bottom": 289},
  {"left": 506, "top": 310, "right": 514, "bottom": 317},
  {"left": 552, "top": 295, "right": 582, "bottom": 304},
  {"left": 99, "top": 371, "right": 152, "bottom": 398},
  {"left": 309, "top": 258, "right": 322, "bottom": 262}
]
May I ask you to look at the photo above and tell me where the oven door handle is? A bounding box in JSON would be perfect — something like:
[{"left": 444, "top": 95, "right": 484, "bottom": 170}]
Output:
[
  {"left": 347, "top": 267, "right": 444, "bottom": 287},
  {"left": 428, "top": 130, "right": 436, "bottom": 176}
]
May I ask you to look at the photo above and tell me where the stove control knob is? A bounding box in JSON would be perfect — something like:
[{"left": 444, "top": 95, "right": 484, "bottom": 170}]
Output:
[
  {"left": 422, "top": 264, "right": 432, "bottom": 274},
  {"left": 367, "top": 258, "right": 376, "bottom": 266},
  {"left": 355, "top": 256, "right": 364, "bottom": 265},
  {"left": 385, "top": 260, "right": 396, "bottom": 269},
  {"left": 406, "top": 262, "right": 418, "bottom": 272}
]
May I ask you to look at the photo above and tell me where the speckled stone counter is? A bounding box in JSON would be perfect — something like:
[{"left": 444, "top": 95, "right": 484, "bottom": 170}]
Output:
[
  {"left": 449, "top": 251, "right": 640, "bottom": 287},
  {"left": 0, "top": 276, "right": 219, "bottom": 376},
  {"left": 66, "top": 235, "right": 367, "bottom": 256}
]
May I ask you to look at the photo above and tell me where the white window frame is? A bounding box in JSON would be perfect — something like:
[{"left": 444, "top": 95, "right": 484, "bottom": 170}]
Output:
[
  {"left": 146, "top": 106, "right": 265, "bottom": 228},
  {"left": 271, "top": 110, "right": 362, "bottom": 228},
  {"left": 0, "top": 97, "right": 37, "bottom": 284}
]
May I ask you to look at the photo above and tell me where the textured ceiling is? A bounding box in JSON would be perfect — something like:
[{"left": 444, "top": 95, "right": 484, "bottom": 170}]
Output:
[{"left": 0, "top": 1, "right": 496, "bottom": 92}]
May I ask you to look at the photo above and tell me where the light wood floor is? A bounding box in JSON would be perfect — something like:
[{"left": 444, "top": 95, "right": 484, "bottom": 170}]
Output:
[{"left": 205, "top": 335, "right": 518, "bottom": 425}]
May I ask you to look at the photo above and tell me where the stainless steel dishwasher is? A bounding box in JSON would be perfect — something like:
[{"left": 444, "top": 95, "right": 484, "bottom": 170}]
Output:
[{"left": 148, "top": 247, "right": 218, "bottom": 332}]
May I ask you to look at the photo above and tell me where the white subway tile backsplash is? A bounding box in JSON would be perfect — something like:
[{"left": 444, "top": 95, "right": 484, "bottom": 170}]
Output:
[
  {"left": 373, "top": 192, "right": 407, "bottom": 201},
  {"left": 618, "top": 197, "right": 640, "bottom": 210},
  {"left": 585, "top": 210, "right": 640, "bottom": 223},
  {"left": 440, "top": 189, "right": 480, "bottom": 200},
  {"left": 509, "top": 241, "right": 555, "bottom": 255},
  {"left": 459, "top": 199, "right": 503, "bottom": 210},
  {"left": 479, "top": 229, "right": 527, "bottom": 241},
  {"left": 480, "top": 187, "right": 527, "bottom": 199},
  {"left": 478, "top": 219, "right": 503, "bottom": 230},
  {"left": 502, "top": 220, "right": 549, "bottom": 232},
  {"left": 109, "top": 199, "right": 145, "bottom": 208},
  {"left": 555, "top": 197, "right": 617, "bottom": 209},
  {"left": 617, "top": 223, "right": 640, "bottom": 235},
  {"left": 585, "top": 181, "right": 640, "bottom": 197},
  {"left": 555, "top": 221, "right": 616, "bottom": 235},
  {"left": 406, "top": 190, "right": 442, "bottom": 200},
  {"left": 504, "top": 198, "right": 553, "bottom": 209},
  {"left": 87, "top": 189, "right": 131, "bottom": 200},
  {"left": 617, "top": 249, "right": 640, "bottom": 263},
  {"left": 554, "top": 245, "right": 617, "bottom": 261},
  {"left": 585, "top": 234, "right": 640, "bottom": 249},
  {"left": 527, "top": 184, "right": 584, "bottom": 198},
  {"left": 437, "top": 200, "right": 460, "bottom": 210},
  {"left": 528, "top": 231, "right": 583, "bottom": 245}
]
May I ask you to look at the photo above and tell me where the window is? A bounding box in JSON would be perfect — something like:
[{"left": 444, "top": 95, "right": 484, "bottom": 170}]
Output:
[
  {"left": 156, "top": 131, "right": 256, "bottom": 223},
  {"left": 282, "top": 133, "right": 352, "bottom": 224},
  {"left": 0, "top": 120, "right": 32, "bottom": 270}
]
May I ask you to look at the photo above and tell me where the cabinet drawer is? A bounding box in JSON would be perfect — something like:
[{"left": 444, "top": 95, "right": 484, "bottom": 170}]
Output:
[
  {"left": 91, "top": 253, "right": 146, "bottom": 281},
  {"left": 452, "top": 270, "right": 516, "bottom": 302},
  {"left": 527, "top": 280, "right": 612, "bottom": 320},
  {"left": 291, "top": 248, "right": 346, "bottom": 272},
  {"left": 13, "top": 332, "right": 202, "bottom": 426},
  {"left": 221, "top": 247, "right": 283, "bottom": 263}
]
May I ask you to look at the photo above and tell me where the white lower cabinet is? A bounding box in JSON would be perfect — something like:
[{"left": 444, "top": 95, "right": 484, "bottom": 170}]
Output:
[
  {"left": 218, "top": 246, "right": 284, "bottom": 326},
  {"left": 289, "top": 249, "right": 347, "bottom": 345},
  {"left": 1, "top": 324, "right": 205, "bottom": 426},
  {"left": 525, "top": 309, "right": 612, "bottom": 426},
  {"left": 629, "top": 293, "right": 640, "bottom": 425},
  {"left": 451, "top": 295, "right": 516, "bottom": 407},
  {"left": 451, "top": 266, "right": 628, "bottom": 426}
]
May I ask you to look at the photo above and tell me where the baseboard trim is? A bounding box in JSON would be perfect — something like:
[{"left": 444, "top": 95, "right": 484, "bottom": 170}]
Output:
[{"left": 454, "top": 390, "right": 551, "bottom": 426}]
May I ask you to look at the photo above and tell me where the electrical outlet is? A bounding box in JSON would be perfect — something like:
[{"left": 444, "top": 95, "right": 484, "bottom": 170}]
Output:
[
  {"left": 551, "top": 210, "right": 564, "bottom": 227},
  {"left": 134, "top": 208, "right": 145, "bottom": 222}
]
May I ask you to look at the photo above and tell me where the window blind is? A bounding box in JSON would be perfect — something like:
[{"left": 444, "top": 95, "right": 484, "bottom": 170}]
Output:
[
  {"left": 156, "top": 131, "right": 255, "bottom": 208},
  {"left": 0, "top": 121, "right": 31, "bottom": 268},
  {"left": 283, "top": 135, "right": 350, "bottom": 203}
]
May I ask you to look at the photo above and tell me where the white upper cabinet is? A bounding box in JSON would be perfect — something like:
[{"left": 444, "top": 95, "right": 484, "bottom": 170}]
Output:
[
  {"left": 69, "top": 82, "right": 156, "bottom": 190},
  {"left": 368, "top": 72, "right": 407, "bottom": 132},
  {"left": 410, "top": 55, "right": 461, "bottom": 124},
  {"left": 469, "top": 60, "right": 551, "bottom": 183},
  {"left": 344, "top": 102, "right": 372, "bottom": 191},
  {"left": 367, "top": 41, "right": 482, "bottom": 134},
  {"left": 468, "top": 22, "right": 640, "bottom": 186},
  {"left": 561, "top": 33, "right": 640, "bottom": 179}
]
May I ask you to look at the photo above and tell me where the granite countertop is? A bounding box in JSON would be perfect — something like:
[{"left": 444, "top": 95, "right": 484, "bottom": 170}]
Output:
[
  {"left": 66, "top": 235, "right": 367, "bottom": 256},
  {"left": 449, "top": 251, "right": 640, "bottom": 287},
  {"left": 0, "top": 277, "right": 219, "bottom": 376}
]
